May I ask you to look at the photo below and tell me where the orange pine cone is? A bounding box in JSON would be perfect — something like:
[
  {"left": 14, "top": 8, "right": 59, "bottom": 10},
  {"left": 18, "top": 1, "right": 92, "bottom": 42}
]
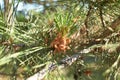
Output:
[{"left": 50, "top": 33, "right": 71, "bottom": 53}]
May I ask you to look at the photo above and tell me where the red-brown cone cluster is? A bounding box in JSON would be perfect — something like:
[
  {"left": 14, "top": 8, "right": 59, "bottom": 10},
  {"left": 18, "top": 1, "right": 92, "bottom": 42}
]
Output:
[{"left": 50, "top": 33, "right": 71, "bottom": 53}]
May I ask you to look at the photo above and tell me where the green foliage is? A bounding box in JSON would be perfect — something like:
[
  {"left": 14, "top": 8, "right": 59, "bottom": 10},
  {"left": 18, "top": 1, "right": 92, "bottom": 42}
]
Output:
[
  {"left": 54, "top": 12, "right": 79, "bottom": 36},
  {"left": 0, "top": 0, "right": 120, "bottom": 80}
]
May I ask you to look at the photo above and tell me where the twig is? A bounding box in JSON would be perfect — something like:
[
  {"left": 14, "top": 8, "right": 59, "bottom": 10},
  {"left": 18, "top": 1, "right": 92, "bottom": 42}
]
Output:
[
  {"left": 84, "top": 4, "right": 92, "bottom": 28},
  {"left": 99, "top": 6, "right": 105, "bottom": 28},
  {"left": 84, "top": 4, "right": 92, "bottom": 38}
]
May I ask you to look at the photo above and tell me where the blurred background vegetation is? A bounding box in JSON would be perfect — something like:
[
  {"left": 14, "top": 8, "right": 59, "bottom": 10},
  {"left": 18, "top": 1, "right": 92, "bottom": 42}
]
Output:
[{"left": 0, "top": 0, "right": 120, "bottom": 80}]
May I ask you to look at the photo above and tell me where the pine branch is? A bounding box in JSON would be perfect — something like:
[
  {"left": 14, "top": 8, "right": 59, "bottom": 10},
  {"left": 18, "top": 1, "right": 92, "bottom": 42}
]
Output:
[
  {"left": 27, "top": 43, "right": 120, "bottom": 80},
  {"left": 27, "top": 48, "right": 91, "bottom": 80}
]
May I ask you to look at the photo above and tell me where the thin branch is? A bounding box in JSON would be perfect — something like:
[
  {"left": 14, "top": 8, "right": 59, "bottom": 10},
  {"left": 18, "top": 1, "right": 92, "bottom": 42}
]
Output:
[
  {"left": 84, "top": 4, "right": 92, "bottom": 28},
  {"left": 99, "top": 6, "right": 105, "bottom": 28},
  {"left": 84, "top": 4, "right": 92, "bottom": 38}
]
